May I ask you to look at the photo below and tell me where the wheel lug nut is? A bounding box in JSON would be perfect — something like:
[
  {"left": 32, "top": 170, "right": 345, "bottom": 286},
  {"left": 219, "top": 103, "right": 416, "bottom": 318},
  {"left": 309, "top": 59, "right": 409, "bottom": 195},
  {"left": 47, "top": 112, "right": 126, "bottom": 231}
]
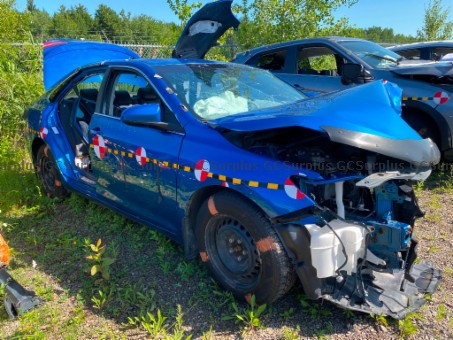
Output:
[
  {"left": 237, "top": 256, "right": 242, "bottom": 261},
  {"left": 229, "top": 248, "right": 234, "bottom": 254},
  {"left": 237, "top": 239, "right": 242, "bottom": 244},
  {"left": 229, "top": 238, "right": 234, "bottom": 244},
  {"left": 242, "top": 250, "right": 247, "bottom": 255}
]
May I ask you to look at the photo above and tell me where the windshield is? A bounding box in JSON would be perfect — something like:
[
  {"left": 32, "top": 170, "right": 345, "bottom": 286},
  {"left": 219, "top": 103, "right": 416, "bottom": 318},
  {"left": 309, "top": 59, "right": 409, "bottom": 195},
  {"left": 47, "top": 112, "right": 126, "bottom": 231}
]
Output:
[
  {"left": 338, "top": 40, "right": 402, "bottom": 69},
  {"left": 153, "top": 63, "right": 306, "bottom": 120}
]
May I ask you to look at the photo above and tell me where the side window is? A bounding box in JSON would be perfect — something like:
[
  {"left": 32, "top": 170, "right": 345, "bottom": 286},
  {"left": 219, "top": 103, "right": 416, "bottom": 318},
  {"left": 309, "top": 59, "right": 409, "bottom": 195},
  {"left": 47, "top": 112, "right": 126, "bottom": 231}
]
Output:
[
  {"left": 255, "top": 50, "right": 287, "bottom": 72},
  {"left": 397, "top": 48, "right": 421, "bottom": 60},
  {"left": 297, "top": 47, "right": 343, "bottom": 76},
  {"left": 432, "top": 47, "right": 453, "bottom": 61},
  {"left": 107, "top": 70, "right": 184, "bottom": 132},
  {"left": 109, "top": 72, "right": 150, "bottom": 117}
]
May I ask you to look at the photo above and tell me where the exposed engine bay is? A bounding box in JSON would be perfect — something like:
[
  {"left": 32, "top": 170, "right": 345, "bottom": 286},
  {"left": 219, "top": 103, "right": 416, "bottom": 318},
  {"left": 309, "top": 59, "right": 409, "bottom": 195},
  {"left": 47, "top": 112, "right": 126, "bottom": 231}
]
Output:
[{"left": 221, "top": 126, "right": 441, "bottom": 318}]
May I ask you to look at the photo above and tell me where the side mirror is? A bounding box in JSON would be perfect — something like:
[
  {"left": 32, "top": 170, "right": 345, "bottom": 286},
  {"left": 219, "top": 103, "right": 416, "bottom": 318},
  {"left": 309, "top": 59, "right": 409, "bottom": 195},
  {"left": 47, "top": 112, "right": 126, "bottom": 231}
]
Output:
[
  {"left": 121, "top": 104, "right": 169, "bottom": 131},
  {"left": 341, "top": 63, "right": 365, "bottom": 85}
]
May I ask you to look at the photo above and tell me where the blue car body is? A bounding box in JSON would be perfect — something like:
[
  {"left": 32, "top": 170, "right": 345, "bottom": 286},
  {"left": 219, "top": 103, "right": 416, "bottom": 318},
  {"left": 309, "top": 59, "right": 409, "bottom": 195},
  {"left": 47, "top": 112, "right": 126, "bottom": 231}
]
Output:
[{"left": 25, "top": 0, "right": 441, "bottom": 319}]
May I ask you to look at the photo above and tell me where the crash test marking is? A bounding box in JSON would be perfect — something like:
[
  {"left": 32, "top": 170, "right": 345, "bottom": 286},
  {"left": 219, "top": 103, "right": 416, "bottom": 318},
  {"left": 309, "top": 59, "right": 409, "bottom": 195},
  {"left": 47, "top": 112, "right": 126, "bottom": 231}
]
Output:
[
  {"left": 92, "top": 135, "right": 107, "bottom": 160},
  {"left": 284, "top": 177, "right": 306, "bottom": 200},
  {"left": 403, "top": 91, "right": 449, "bottom": 105},
  {"left": 85, "top": 142, "right": 305, "bottom": 199},
  {"left": 135, "top": 147, "right": 147, "bottom": 166},
  {"left": 194, "top": 159, "right": 210, "bottom": 182},
  {"left": 433, "top": 91, "right": 449, "bottom": 105},
  {"left": 39, "top": 127, "right": 48, "bottom": 139}
]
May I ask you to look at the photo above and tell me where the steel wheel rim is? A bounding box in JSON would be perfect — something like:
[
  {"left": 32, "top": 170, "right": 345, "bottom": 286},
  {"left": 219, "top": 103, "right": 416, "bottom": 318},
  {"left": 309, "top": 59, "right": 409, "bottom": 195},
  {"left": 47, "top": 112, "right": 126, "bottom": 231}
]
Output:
[{"left": 206, "top": 215, "right": 262, "bottom": 289}]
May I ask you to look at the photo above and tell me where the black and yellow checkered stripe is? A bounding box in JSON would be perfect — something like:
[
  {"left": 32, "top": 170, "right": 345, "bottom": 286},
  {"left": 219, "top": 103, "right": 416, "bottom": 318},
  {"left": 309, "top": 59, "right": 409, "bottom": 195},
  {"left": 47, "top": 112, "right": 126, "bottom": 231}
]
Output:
[
  {"left": 28, "top": 127, "right": 40, "bottom": 135},
  {"left": 402, "top": 96, "right": 434, "bottom": 101},
  {"left": 89, "top": 144, "right": 285, "bottom": 191}
]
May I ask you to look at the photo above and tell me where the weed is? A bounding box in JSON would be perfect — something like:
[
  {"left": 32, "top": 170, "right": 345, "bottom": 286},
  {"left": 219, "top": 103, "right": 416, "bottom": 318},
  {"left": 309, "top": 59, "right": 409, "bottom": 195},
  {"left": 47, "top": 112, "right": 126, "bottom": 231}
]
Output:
[
  {"left": 175, "top": 261, "right": 198, "bottom": 281},
  {"left": 398, "top": 313, "right": 422, "bottom": 339},
  {"left": 413, "top": 180, "right": 424, "bottom": 195},
  {"left": 92, "top": 285, "right": 115, "bottom": 310},
  {"left": 200, "top": 325, "right": 214, "bottom": 340},
  {"left": 342, "top": 308, "right": 355, "bottom": 319},
  {"left": 436, "top": 304, "right": 447, "bottom": 321},
  {"left": 372, "top": 313, "right": 389, "bottom": 327},
  {"left": 169, "top": 304, "right": 193, "bottom": 340},
  {"left": 314, "top": 322, "right": 333, "bottom": 339},
  {"left": 128, "top": 309, "right": 169, "bottom": 338},
  {"left": 280, "top": 307, "right": 296, "bottom": 320},
  {"left": 444, "top": 267, "right": 453, "bottom": 276},
  {"left": 427, "top": 244, "right": 441, "bottom": 254},
  {"left": 117, "top": 282, "right": 156, "bottom": 313},
  {"left": 85, "top": 238, "right": 116, "bottom": 282},
  {"left": 282, "top": 325, "right": 300, "bottom": 340},
  {"left": 222, "top": 295, "right": 266, "bottom": 334}
]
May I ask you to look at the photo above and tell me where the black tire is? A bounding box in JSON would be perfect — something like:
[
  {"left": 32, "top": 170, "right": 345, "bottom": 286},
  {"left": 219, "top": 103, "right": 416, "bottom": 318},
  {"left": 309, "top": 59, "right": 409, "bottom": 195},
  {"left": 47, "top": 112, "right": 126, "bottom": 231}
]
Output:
[
  {"left": 36, "top": 145, "right": 69, "bottom": 198},
  {"left": 403, "top": 112, "right": 440, "bottom": 147},
  {"left": 195, "top": 191, "right": 295, "bottom": 305}
]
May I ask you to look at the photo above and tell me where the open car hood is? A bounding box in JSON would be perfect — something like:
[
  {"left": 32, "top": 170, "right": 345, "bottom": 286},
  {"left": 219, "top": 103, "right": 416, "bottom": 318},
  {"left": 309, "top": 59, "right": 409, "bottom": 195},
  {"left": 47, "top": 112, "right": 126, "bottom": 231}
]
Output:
[
  {"left": 43, "top": 39, "right": 140, "bottom": 91},
  {"left": 172, "top": 0, "right": 240, "bottom": 59},
  {"left": 391, "top": 60, "right": 453, "bottom": 76},
  {"left": 210, "top": 81, "right": 440, "bottom": 166}
]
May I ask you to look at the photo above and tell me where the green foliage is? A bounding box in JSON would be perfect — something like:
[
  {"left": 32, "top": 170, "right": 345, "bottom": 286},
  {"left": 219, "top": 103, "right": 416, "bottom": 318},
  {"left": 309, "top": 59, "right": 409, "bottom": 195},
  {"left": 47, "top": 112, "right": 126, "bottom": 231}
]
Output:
[
  {"left": 91, "top": 286, "right": 115, "bottom": 310},
  {"left": 398, "top": 313, "right": 423, "bottom": 339},
  {"left": 85, "top": 238, "right": 116, "bottom": 282},
  {"left": 372, "top": 313, "right": 390, "bottom": 327},
  {"left": 166, "top": 0, "right": 202, "bottom": 26},
  {"left": 0, "top": 1, "right": 43, "bottom": 148},
  {"left": 282, "top": 325, "right": 300, "bottom": 340},
  {"left": 233, "top": 0, "right": 358, "bottom": 49},
  {"left": 222, "top": 295, "right": 267, "bottom": 334},
  {"left": 128, "top": 309, "right": 169, "bottom": 338},
  {"left": 417, "top": 0, "right": 453, "bottom": 40}
]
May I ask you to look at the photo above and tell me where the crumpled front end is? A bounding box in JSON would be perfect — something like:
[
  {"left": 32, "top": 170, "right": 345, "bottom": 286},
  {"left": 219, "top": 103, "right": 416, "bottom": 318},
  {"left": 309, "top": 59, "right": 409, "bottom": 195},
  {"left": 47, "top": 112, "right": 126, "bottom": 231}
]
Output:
[{"left": 276, "top": 168, "right": 441, "bottom": 319}]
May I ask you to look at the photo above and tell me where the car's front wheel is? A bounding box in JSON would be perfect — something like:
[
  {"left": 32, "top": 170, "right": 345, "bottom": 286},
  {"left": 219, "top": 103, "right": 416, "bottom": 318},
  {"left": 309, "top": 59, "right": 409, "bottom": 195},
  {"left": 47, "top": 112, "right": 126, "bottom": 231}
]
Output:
[
  {"left": 36, "top": 145, "right": 69, "bottom": 198},
  {"left": 195, "top": 191, "right": 295, "bottom": 305}
]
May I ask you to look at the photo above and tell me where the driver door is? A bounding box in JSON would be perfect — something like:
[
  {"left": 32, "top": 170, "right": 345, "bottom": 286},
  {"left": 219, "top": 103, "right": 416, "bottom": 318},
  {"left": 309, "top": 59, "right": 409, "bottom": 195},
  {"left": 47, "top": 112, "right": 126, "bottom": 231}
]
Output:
[{"left": 88, "top": 67, "right": 184, "bottom": 234}]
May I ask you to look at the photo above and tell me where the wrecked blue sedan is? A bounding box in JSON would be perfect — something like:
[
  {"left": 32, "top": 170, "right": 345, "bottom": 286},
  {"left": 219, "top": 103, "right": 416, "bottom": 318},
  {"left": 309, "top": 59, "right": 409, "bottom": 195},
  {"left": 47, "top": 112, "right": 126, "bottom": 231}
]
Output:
[{"left": 25, "top": 0, "right": 441, "bottom": 320}]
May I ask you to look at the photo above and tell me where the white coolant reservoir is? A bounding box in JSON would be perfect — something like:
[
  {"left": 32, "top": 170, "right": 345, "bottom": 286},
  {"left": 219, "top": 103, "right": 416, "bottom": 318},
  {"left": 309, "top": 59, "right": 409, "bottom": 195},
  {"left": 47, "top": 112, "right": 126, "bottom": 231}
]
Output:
[{"left": 305, "top": 219, "right": 368, "bottom": 278}]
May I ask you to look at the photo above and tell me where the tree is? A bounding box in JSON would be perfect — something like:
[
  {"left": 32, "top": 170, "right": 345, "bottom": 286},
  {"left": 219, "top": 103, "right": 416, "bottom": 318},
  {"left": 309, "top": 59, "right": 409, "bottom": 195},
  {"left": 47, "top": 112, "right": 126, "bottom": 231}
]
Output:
[
  {"left": 233, "top": 0, "right": 358, "bottom": 49},
  {"left": 94, "top": 4, "right": 122, "bottom": 42},
  {"left": 417, "top": 0, "right": 453, "bottom": 40},
  {"left": 166, "top": 0, "right": 202, "bottom": 26}
]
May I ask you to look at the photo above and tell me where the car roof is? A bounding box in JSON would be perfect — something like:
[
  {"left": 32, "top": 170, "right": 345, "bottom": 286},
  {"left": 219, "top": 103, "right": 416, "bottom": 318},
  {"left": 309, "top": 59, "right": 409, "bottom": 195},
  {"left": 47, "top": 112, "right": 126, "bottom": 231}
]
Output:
[
  {"left": 389, "top": 40, "right": 453, "bottom": 51},
  {"left": 236, "top": 36, "right": 366, "bottom": 57}
]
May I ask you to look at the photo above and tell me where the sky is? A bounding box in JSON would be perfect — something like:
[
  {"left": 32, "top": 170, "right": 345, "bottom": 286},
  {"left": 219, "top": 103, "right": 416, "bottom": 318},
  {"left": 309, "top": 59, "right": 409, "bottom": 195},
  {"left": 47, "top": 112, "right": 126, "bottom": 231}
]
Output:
[{"left": 14, "top": 0, "right": 452, "bottom": 37}]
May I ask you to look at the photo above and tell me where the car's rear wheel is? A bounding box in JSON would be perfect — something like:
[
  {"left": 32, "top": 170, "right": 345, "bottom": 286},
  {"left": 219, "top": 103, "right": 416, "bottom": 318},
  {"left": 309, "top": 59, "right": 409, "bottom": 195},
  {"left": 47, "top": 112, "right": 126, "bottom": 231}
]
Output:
[
  {"left": 36, "top": 145, "right": 69, "bottom": 198},
  {"left": 195, "top": 191, "right": 295, "bottom": 305}
]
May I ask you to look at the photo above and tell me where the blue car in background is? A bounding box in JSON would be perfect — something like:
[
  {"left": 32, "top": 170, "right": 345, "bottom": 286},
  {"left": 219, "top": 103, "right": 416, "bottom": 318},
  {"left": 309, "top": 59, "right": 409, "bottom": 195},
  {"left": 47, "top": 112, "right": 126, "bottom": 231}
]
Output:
[
  {"left": 233, "top": 37, "right": 453, "bottom": 160},
  {"left": 25, "top": 0, "right": 441, "bottom": 318}
]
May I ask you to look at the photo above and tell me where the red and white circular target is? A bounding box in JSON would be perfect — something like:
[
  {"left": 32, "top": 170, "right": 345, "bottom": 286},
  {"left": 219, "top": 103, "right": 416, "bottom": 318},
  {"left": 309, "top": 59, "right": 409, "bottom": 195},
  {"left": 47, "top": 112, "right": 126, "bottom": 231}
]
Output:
[
  {"left": 40, "top": 127, "right": 48, "bottom": 139},
  {"left": 92, "top": 135, "right": 107, "bottom": 160},
  {"left": 433, "top": 91, "right": 449, "bottom": 105},
  {"left": 284, "top": 177, "right": 305, "bottom": 200},
  {"left": 135, "top": 147, "right": 147, "bottom": 166},
  {"left": 194, "top": 160, "right": 210, "bottom": 182}
]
